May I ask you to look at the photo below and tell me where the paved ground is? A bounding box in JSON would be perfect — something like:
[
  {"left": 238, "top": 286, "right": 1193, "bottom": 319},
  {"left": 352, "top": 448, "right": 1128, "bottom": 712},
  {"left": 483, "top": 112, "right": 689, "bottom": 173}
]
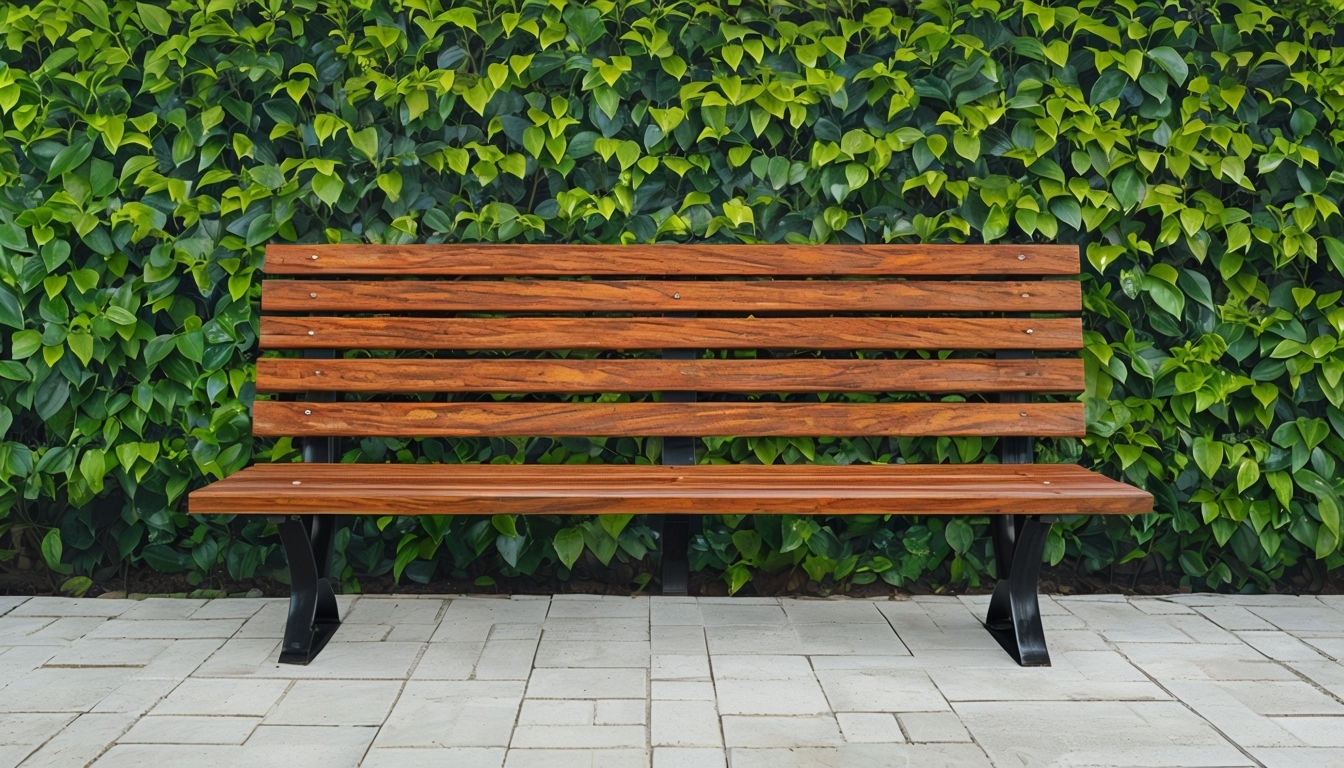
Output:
[{"left": 2, "top": 592, "right": 1343, "bottom": 767}]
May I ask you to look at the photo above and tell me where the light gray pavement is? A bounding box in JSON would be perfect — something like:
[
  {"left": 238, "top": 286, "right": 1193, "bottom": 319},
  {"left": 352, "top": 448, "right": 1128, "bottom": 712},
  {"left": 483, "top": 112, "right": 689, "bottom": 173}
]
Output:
[{"left": 2, "top": 592, "right": 1344, "bottom": 767}]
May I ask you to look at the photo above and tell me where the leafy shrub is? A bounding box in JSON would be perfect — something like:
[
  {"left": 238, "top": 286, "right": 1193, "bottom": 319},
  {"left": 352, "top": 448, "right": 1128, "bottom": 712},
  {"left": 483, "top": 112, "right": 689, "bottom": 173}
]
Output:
[{"left": 0, "top": 0, "right": 1341, "bottom": 594}]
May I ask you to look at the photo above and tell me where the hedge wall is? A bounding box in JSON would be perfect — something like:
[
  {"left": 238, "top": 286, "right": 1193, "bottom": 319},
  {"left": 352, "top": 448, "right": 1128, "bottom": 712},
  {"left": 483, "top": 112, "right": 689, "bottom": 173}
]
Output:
[{"left": 1, "top": 0, "right": 1342, "bottom": 595}]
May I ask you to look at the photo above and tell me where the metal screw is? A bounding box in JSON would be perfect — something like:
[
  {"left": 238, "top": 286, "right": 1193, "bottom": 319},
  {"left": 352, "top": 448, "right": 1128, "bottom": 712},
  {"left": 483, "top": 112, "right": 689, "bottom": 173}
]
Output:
[
  {"left": 309, "top": 292, "right": 317, "bottom": 298},
  {"left": 1025, "top": 328, "right": 1034, "bottom": 334},
  {"left": 304, "top": 409, "right": 312, "bottom": 415},
  {"left": 673, "top": 292, "right": 681, "bottom": 299},
  {"left": 307, "top": 330, "right": 315, "bottom": 336},
  {"left": 313, "top": 370, "right": 323, "bottom": 376},
  {"left": 1020, "top": 411, "right": 1027, "bottom": 417},
  {"left": 1043, "top": 480, "right": 1052, "bottom": 485},
  {"left": 1021, "top": 292, "right": 1030, "bottom": 298},
  {"left": 291, "top": 480, "right": 302, "bottom": 486},
  {"left": 1017, "top": 254, "right": 1026, "bottom": 261},
  {"left": 310, "top": 254, "right": 319, "bottom": 260}
]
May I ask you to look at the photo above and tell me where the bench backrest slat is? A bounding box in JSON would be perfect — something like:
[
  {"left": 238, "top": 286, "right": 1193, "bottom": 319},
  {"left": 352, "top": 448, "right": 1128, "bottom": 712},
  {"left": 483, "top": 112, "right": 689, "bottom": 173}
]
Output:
[
  {"left": 257, "top": 243, "right": 1085, "bottom": 446},
  {"left": 256, "top": 358, "right": 1085, "bottom": 394},
  {"left": 252, "top": 402, "right": 1084, "bottom": 438},
  {"left": 263, "top": 243, "right": 1079, "bottom": 276}
]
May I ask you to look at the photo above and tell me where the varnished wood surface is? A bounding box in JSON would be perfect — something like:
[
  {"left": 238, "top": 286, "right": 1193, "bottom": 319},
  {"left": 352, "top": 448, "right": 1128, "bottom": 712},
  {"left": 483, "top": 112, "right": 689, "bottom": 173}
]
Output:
[
  {"left": 264, "top": 243, "right": 1080, "bottom": 276},
  {"left": 262, "top": 279, "right": 1082, "bottom": 313},
  {"left": 252, "top": 401, "right": 1086, "bottom": 438},
  {"left": 261, "top": 316, "right": 1083, "bottom": 351},
  {"left": 256, "top": 358, "right": 1085, "bottom": 394},
  {"left": 189, "top": 462, "right": 1153, "bottom": 516}
]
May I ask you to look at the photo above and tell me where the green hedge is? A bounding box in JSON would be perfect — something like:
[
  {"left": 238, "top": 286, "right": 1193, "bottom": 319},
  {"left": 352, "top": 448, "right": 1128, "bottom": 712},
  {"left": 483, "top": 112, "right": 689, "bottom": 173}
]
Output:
[{"left": 1, "top": 0, "right": 1342, "bottom": 595}]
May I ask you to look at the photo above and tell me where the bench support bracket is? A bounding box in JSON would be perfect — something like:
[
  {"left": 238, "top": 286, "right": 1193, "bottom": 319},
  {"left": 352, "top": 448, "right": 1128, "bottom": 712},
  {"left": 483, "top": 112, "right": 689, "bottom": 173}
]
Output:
[
  {"left": 985, "top": 514, "right": 1056, "bottom": 666},
  {"left": 275, "top": 513, "right": 341, "bottom": 665}
]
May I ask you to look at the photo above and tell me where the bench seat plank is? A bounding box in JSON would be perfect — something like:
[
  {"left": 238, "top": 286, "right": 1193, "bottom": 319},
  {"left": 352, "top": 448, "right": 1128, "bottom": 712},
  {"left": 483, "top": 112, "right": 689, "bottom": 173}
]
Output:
[
  {"left": 252, "top": 401, "right": 1086, "bottom": 438},
  {"left": 191, "top": 462, "right": 1153, "bottom": 517}
]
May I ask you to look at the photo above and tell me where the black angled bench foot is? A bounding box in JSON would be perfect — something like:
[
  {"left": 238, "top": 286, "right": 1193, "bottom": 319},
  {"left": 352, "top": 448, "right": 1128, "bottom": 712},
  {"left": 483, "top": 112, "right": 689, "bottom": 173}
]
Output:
[
  {"left": 985, "top": 514, "right": 1055, "bottom": 667},
  {"left": 276, "top": 515, "right": 341, "bottom": 665}
]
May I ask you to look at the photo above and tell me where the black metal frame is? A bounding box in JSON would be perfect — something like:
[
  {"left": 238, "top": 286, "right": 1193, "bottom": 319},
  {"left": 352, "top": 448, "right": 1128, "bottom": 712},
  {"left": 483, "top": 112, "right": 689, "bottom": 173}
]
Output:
[
  {"left": 984, "top": 350, "right": 1056, "bottom": 666},
  {"left": 659, "top": 346, "right": 698, "bottom": 595}
]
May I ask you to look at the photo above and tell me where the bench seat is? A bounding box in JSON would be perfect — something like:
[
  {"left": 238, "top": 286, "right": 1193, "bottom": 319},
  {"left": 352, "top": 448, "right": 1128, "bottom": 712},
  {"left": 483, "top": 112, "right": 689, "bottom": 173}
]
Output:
[{"left": 192, "top": 463, "right": 1151, "bottom": 517}]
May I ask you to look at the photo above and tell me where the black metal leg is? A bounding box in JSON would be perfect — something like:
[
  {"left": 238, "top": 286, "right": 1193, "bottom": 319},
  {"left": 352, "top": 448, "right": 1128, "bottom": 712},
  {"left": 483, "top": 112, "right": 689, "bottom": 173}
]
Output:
[
  {"left": 985, "top": 514, "right": 1054, "bottom": 667},
  {"left": 276, "top": 515, "right": 341, "bottom": 665},
  {"left": 660, "top": 515, "right": 699, "bottom": 595}
]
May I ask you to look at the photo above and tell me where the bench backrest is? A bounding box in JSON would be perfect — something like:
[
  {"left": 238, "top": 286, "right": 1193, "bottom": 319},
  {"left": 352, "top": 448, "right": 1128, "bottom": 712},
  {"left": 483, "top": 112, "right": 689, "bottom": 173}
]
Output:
[{"left": 254, "top": 244, "right": 1084, "bottom": 459}]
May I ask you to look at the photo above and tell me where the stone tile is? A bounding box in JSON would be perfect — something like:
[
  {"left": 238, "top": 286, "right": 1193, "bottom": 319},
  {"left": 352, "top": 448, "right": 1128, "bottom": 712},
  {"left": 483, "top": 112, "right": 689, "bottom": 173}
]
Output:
[
  {"left": 703, "top": 625, "right": 803, "bottom": 655},
  {"left": 476, "top": 637, "right": 543, "bottom": 681},
  {"left": 651, "top": 681, "right": 716, "bottom": 701},
  {"left": 0, "top": 596, "right": 29, "bottom": 615},
  {"left": 42, "top": 638, "right": 172, "bottom": 668},
  {"left": 413, "top": 641, "right": 485, "bottom": 679},
  {"left": 1193, "top": 605, "right": 1278, "bottom": 631},
  {"left": 1238, "top": 631, "right": 1330, "bottom": 662},
  {"left": 0, "top": 713, "right": 76, "bottom": 746},
  {"left": 9, "top": 597, "right": 128, "bottom": 617},
  {"left": 699, "top": 602, "right": 786, "bottom": 626},
  {"left": 120, "top": 715, "right": 259, "bottom": 744},
  {"left": 265, "top": 679, "right": 402, "bottom": 725},
  {"left": 1130, "top": 597, "right": 1198, "bottom": 615},
  {"left": 375, "top": 681, "right": 523, "bottom": 748},
  {"left": 1248, "top": 601, "right": 1344, "bottom": 632},
  {"left": 547, "top": 594, "right": 649, "bottom": 619},
  {"left": 344, "top": 596, "right": 448, "bottom": 625},
  {"left": 13, "top": 712, "right": 136, "bottom": 768},
  {"left": 361, "top": 747, "right": 505, "bottom": 768},
  {"left": 1297, "top": 635, "right": 1344, "bottom": 661},
  {"left": 151, "top": 678, "right": 290, "bottom": 717},
  {"left": 596, "top": 699, "right": 646, "bottom": 726},
  {"left": 233, "top": 602, "right": 289, "bottom": 639},
  {"left": 188, "top": 598, "right": 275, "bottom": 620},
  {"left": 439, "top": 596, "right": 551, "bottom": 627},
  {"left": 117, "top": 598, "right": 206, "bottom": 620},
  {"left": 203, "top": 640, "right": 423, "bottom": 679},
  {"left": 816, "top": 668, "right": 948, "bottom": 712},
  {"left": 533, "top": 638, "right": 649, "bottom": 668},
  {"left": 653, "top": 747, "right": 726, "bottom": 768},
  {"left": 1, "top": 616, "right": 108, "bottom": 645},
  {"left": 540, "top": 618, "right": 648, "bottom": 641},
  {"left": 0, "top": 667, "right": 134, "bottom": 712},
  {"left": 1249, "top": 747, "right": 1344, "bottom": 767},
  {"left": 193, "top": 638, "right": 281, "bottom": 675},
  {"left": 927, "top": 652, "right": 1167, "bottom": 703},
  {"left": 897, "top": 711, "right": 971, "bottom": 743},
  {"left": 650, "top": 626, "right": 706, "bottom": 654},
  {"left": 89, "top": 677, "right": 182, "bottom": 716},
  {"left": 780, "top": 598, "right": 888, "bottom": 624},
  {"left": 84, "top": 619, "right": 243, "bottom": 640},
  {"left": 835, "top": 712, "right": 903, "bottom": 743},
  {"left": 957, "top": 700, "right": 1250, "bottom": 767},
  {"left": 510, "top": 724, "right": 646, "bottom": 748},
  {"left": 90, "top": 744, "right": 243, "bottom": 767},
  {"left": 710, "top": 654, "right": 811, "bottom": 680},
  {"left": 795, "top": 622, "right": 909, "bottom": 656},
  {"left": 518, "top": 699, "right": 594, "bottom": 726},
  {"left": 239, "top": 724, "right": 378, "bottom": 765},
  {"left": 1290, "top": 660, "right": 1344, "bottom": 701},
  {"left": 727, "top": 743, "right": 993, "bottom": 768},
  {"left": 722, "top": 715, "right": 842, "bottom": 747},
  {"left": 650, "top": 598, "right": 702, "bottom": 626},
  {"left": 651, "top": 653, "right": 709, "bottom": 681},
  {"left": 1274, "top": 716, "right": 1344, "bottom": 747},
  {"left": 1120, "top": 642, "right": 1300, "bottom": 682},
  {"left": 651, "top": 699, "right": 721, "bottom": 747},
  {"left": 503, "top": 748, "right": 648, "bottom": 768},
  {"left": 714, "top": 678, "right": 831, "bottom": 716},
  {"left": 527, "top": 668, "right": 647, "bottom": 699}
]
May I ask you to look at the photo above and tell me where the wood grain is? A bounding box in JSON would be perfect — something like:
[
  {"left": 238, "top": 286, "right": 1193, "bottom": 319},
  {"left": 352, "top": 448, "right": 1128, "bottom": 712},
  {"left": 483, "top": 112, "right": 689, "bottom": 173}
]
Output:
[
  {"left": 189, "top": 462, "right": 1153, "bottom": 516},
  {"left": 252, "top": 401, "right": 1086, "bottom": 438},
  {"left": 262, "top": 278, "right": 1082, "bottom": 313},
  {"left": 256, "top": 357, "right": 1085, "bottom": 394},
  {"left": 261, "top": 316, "right": 1083, "bottom": 351},
  {"left": 264, "top": 243, "right": 1079, "bottom": 276}
]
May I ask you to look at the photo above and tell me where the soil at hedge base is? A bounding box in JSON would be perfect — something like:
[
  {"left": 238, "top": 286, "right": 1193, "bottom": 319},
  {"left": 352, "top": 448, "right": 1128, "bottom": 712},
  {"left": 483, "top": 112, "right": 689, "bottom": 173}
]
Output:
[{"left": 3, "top": 558, "right": 1341, "bottom": 600}]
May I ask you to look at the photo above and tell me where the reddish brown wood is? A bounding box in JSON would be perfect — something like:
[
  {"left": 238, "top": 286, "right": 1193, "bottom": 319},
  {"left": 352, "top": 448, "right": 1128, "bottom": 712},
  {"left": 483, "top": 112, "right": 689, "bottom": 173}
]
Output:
[
  {"left": 262, "top": 279, "right": 1082, "bottom": 313},
  {"left": 257, "top": 358, "right": 1085, "bottom": 394},
  {"left": 264, "top": 243, "right": 1079, "bottom": 276},
  {"left": 252, "top": 401, "right": 1085, "bottom": 438},
  {"left": 189, "top": 463, "right": 1154, "bottom": 517},
  {"left": 261, "top": 316, "right": 1083, "bottom": 351}
]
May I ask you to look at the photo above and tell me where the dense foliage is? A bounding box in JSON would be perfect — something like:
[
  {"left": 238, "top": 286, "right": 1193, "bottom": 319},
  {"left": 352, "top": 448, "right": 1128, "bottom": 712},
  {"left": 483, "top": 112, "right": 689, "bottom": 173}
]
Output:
[{"left": 1, "top": 0, "right": 1342, "bottom": 595}]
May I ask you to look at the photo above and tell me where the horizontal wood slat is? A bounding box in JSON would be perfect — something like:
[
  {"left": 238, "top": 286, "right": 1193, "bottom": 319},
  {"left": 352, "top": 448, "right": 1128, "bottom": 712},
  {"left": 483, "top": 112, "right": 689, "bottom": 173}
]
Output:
[
  {"left": 262, "top": 279, "right": 1082, "bottom": 313},
  {"left": 261, "top": 317, "right": 1083, "bottom": 351},
  {"left": 252, "top": 401, "right": 1086, "bottom": 438},
  {"left": 264, "top": 243, "right": 1080, "bottom": 276},
  {"left": 189, "top": 462, "right": 1154, "bottom": 517},
  {"left": 257, "top": 358, "right": 1085, "bottom": 394}
]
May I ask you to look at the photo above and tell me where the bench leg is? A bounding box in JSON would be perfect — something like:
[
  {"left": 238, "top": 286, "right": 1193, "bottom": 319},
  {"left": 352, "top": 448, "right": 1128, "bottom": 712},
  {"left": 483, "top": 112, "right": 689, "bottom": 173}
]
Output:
[
  {"left": 659, "top": 515, "right": 698, "bottom": 595},
  {"left": 984, "top": 514, "right": 1055, "bottom": 667},
  {"left": 276, "top": 515, "right": 341, "bottom": 665}
]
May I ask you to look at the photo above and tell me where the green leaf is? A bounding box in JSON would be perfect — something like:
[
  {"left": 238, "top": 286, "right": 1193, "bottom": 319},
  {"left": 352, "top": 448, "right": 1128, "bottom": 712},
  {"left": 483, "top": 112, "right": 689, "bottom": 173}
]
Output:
[
  {"left": 40, "top": 528, "right": 63, "bottom": 572},
  {"left": 491, "top": 514, "right": 518, "bottom": 537},
  {"left": 1146, "top": 46, "right": 1189, "bottom": 86},
  {"left": 1192, "top": 437, "right": 1223, "bottom": 478},
  {"left": 598, "top": 514, "right": 632, "bottom": 540},
  {"left": 1112, "top": 167, "right": 1145, "bottom": 210},
  {"left": 313, "top": 172, "right": 343, "bottom": 206},
  {"left": 136, "top": 2, "right": 171, "bottom": 34},
  {"left": 944, "top": 518, "right": 974, "bottom": 555},
  {"left": 552, "top": 526, "right": 584, "bottom": 569}
]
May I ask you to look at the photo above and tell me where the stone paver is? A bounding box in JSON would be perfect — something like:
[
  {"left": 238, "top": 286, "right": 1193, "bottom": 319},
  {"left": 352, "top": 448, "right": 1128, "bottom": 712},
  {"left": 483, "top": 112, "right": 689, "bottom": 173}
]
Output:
[{"left": 0, "top": 593, "right": 1340, "bottom": 767}]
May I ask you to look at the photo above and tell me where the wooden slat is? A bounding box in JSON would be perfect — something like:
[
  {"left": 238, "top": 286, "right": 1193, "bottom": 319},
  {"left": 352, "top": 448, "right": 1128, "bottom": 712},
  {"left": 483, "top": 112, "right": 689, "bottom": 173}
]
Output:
[
  {"left": 264, "top": 243, "right": 1079, "bottom": 276},
  {"left": 262, "top": 279, "right": 1082, "bottom": 313},
  {"left": 261, "top": 317, "right": 1083, "bottom": 351},
  {"left": 257, "top": 358, "right": 1085, "bottom": 394},
  {"left": 189, "top": 462, "right": 1153, "bottom": 517},
  {"left": 252, "top": 401, "right": 1085, "bottom": 438}
]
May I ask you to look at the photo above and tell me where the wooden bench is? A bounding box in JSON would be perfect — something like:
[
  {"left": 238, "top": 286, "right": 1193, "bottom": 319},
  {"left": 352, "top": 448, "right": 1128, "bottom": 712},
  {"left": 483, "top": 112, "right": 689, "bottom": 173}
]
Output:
[{"left": 189, "top": 243, "right": 1152, "bottom": 666}]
